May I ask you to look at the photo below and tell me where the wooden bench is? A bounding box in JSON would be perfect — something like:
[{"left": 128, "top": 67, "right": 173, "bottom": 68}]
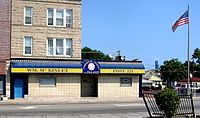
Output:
[{"left": 142, "top": 91, "right": 195, "bottom": 118}]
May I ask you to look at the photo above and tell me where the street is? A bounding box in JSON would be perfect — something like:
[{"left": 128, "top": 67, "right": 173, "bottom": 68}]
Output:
[
  {"left": 0, "top": 102, "right": 147, "bottom": 117},
  {"left": 0, "top": 100, "right": 200, "bottom": 118}
]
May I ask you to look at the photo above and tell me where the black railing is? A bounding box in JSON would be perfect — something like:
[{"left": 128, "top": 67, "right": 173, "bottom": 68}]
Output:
[{"left": 142, "top": 92, "right": 195, "bottom": 118}]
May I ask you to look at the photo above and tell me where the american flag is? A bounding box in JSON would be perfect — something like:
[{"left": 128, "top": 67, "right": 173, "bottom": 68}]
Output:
[{"left": 172, "top": 10, "right": 189, "bottom": 32}]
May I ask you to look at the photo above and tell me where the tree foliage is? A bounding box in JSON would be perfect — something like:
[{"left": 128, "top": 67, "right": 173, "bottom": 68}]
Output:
[
  {"left": 81, "top": 47, "right": 112, "bottom": 60},
  {"left": 192, "top": 48, "right": 200, "bottom": 64},
  {"left": 160, "top": 59, "right": 187, "bottom": 83},
  {"left": 191, "top": 48, "right": 200, "bottom": 77},
  {"left": 155, "top": 88, "right": 180, "bottom": 118}
]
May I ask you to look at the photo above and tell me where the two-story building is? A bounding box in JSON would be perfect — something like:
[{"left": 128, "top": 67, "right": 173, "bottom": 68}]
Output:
[{"left": 0, "top": 0, "right": 145, "bottom": 102}]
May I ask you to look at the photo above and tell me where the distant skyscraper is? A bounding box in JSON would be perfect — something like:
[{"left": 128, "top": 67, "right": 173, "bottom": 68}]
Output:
[{"left": 155, "top": 60, "right": 159, "bottom": 70}]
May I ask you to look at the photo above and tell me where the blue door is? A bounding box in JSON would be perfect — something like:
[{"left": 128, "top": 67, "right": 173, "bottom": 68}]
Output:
[{"left": 14, "top": 78, "right": 24, "bottom": 98}]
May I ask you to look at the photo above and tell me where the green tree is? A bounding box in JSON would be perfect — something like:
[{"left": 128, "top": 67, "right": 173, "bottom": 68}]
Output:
[
  {"left": 192, "top": 48, "right": 200, "bottom": 64},
  {"left": 155, "top": 88, "right": 180, "bottom": 118},
  {"left": 191, "top": 48, "right": 200, "bottom": 77},
  {"left": 81, "top": 47, "right": 112, "bottom": 60},
  {"left": 160, "top": 59, "right": 187, "bottom": 86}
]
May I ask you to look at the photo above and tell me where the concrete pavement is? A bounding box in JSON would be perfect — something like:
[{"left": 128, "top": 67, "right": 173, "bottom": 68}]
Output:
[
  {"left": 0, "top": 97, "right": 145, "bottom": 105},
  {"left": 1, "top": 97, "right": 200, "bottom": 118},
  {"left": 0, "top": 101, "right": 148, "bottom": 118}
]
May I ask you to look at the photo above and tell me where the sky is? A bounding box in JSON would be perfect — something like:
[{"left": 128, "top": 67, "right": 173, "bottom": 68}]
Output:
[{"left": 82, "top": 1, "right": 200, "bottom": 70}]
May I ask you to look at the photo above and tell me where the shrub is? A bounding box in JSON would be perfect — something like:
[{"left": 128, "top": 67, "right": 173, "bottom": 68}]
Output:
[{"left": 155, "top": 88, "right": 180, "bottom": 118}]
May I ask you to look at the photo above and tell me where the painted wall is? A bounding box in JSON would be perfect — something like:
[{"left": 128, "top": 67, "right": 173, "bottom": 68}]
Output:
[
  {"left": 98, "top": 75, "right": 139, "bottom": 102},
  {"left": 27, "top": 74, "right": 139, "bottom": 102},
  {"left": 28, "top": 74, "right": 81, "bottom": 100}
]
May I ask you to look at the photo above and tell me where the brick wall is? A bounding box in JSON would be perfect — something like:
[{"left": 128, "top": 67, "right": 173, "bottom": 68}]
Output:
[
  {"left": 98, "top": 75, "right": 139, "bottom": 102},
  {"left": 0, "top": 0, "right": 11, "bottom": 74},
  {"left": 28, "top": 74, "right": 81, "bottom": 100},
  {"left": 28, "top": 74, "right": 139, "bottom": 102}
]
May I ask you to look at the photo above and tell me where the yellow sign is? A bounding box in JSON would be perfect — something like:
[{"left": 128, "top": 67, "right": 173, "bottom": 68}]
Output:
[
  {"left": 11, "top": 68, "right": 144, "bottom": 74},
  {"left": 100, "top": 69, "right": 145, "bottom": 74},
  {"left": 11, "top": 68, "right": 83, "bottom": 73}
]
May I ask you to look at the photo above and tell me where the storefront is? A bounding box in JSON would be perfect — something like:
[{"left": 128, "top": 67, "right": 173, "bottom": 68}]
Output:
[{"left": 10, "top": 59, "right": 145, "bottom": 102}]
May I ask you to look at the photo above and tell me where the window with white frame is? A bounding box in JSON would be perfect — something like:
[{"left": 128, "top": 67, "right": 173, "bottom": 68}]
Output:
[
  {"left": 66, "top": 39, "right": 72, "bottom": 55},
  {"left": 24, "top": 7, "right": 32, "bottom": 25},
  {"left": 56, "top": 39, "right": 64, "bottom": 55},
  {"left": 66, "top": 9, "right": 73, "bottom": 28},
  {"left": 47, "top": 38, "right": 72, "bottom": 56},
  {"left": 48, "top": 38, "right": 54, "bottom": 55},
  {"left": 47, "top": 8, "right": 73, "bottom": 27},
  {"left": 39, "top": 77, "right": 56, "bottom": 87},
  {"left": 24, "top": 37, "right": 32, "bottom": 55},
  {"left": 56, "top": 9, "right": 64, "bottom": 26},
  {"left": 47, "top": 8, "right": 54, "bottom": 25}
]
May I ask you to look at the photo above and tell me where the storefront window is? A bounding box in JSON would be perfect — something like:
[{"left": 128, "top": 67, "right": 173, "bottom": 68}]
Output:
[
  {"left": 120, "top": 77, "right": 132, "bottom": 87},
  {"left": 39, "top": 77, "right": 56, "bottom": 87}
]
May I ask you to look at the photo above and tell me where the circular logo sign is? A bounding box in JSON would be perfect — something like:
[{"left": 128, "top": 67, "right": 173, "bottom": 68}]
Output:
[{"left": 88, "top": 63, "right": 95, "bottom": 71}]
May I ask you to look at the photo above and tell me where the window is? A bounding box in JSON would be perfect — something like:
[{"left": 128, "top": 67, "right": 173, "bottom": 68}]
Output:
[
  {"left": 47, "top": 38, "right": 72, "bottom": 56},
  {"left": 120, "top": 77, "right": 132, "bottom": 87},
  {"left": 48, "top": 38, "right": 54, "bottom": 55},
  {"left": 39, "top": 77, "right": 56, "bottom": 87},
  {"left": 66, "top": 9, "right": 73, "bottom": 28},
  {"left": 24, "top": 37, "right": 32, "bottom": 55},
  {"left": 66, "top": 39, "right": 72, "bottom": 55},
  {"left": 24, "top": 7, "right": 32, "bottom": 25},
  {"left": 47, "top": 8, "right": 54, "bottom": 25},
  {"left": 47, "top": 8, "right": 73, "bottom": 27},
  {"left": 56, "top": 39, "right": 64, "bottom": 55},
  {"left": 56, "top": 9, "right": 64, "bottom": 26}
]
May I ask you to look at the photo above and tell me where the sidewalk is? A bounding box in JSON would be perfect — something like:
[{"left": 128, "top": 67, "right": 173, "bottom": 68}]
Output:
[{"left": 0, "top": 97, "right": 144, "bottom": 105}]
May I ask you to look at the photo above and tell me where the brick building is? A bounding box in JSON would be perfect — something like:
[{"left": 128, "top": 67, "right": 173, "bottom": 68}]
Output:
[{"left": 0, "top": 0, "right": 145, "bottom": 102}]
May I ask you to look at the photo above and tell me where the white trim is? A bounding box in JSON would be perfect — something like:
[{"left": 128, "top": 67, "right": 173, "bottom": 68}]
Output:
[
  {"left": 63, "top": 9, "right": 66, "bottom": 27},
  {"left": 46, "top": 8, "right": 48, "bottom": 26},
  {"left": 56, "top": 9, "right": 65, "bottom": 27},
  {"left": 47, "top": 8, "right": 73, "bottom": 28},
  {"left": 46, "top": 38, "right": 72, "bottom": 57},
  {"left": 53, "top": 8, "right": 56, "bottom": 26},
  {"left": 24, "top": 7, "right": 33, "bottom": 25},
  {"left": 47, "top": 8, "right": 54, "bottom": 26},
  {"left": 66, "top": 9, "right": 73, "bottom": 28},
  {"left": 23, "top": 36, "right": 32, "bottom": 56}
]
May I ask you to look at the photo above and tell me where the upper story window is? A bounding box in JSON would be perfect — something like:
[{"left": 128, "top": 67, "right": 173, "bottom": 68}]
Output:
[
  {"left": 48, "top": 8, "right": 54, "bottom": 25},
  {"left": 56, "top": 9, "right": 64, "bottom": 26},
  {"left": 66, "top": 9, "right": 73, "bottom": 28},
  {"left": 24, "top": 7, "right": 33, "bottom": 25},
  {"left": 66, "top": 39, "right": 72, "bottom": 55},
  {"left": 24, "top": 36, "right": 32, "bottom": 55},
  {"left": 56, "top": 39, "right": 64, "bottom": 55},
  {"left": 47, "top": 8, "right": 73, "bottom": 28},
  {"left": 47, "top": 38, "right": 72, "bottom": 56}
]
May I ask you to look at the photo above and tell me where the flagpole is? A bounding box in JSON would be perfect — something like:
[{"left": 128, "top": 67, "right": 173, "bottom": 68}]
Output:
[{"left": 187, "top": 5, "right": 190, "bottom": 95}]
